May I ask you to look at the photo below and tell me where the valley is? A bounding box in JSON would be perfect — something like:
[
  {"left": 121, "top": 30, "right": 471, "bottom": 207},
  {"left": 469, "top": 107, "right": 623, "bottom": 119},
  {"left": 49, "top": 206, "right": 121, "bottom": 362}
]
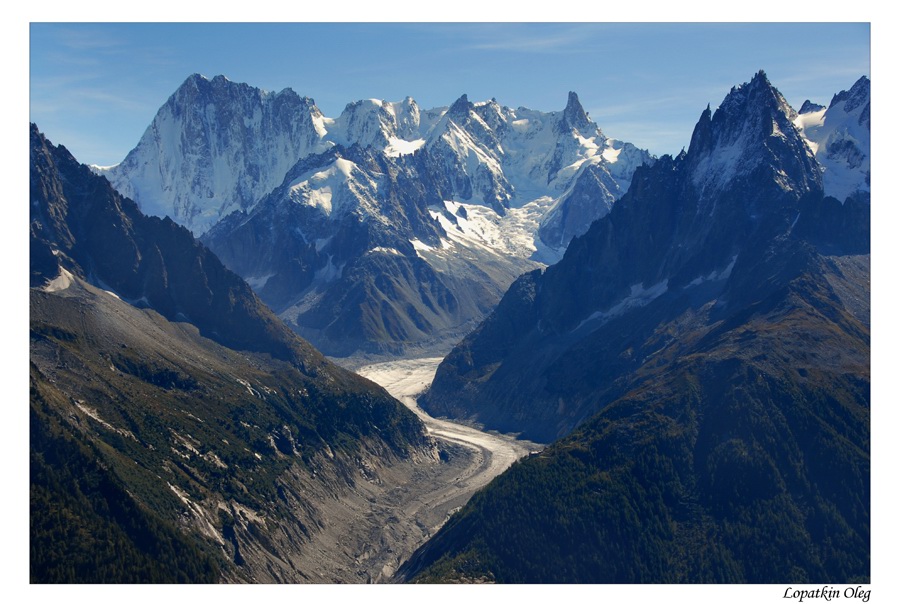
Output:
[
  {"left": 278, "top": 355, "right": 541, "bottom": 583},
  {"left": 356, "top": 357, "right": 541, "bottom": 497}
]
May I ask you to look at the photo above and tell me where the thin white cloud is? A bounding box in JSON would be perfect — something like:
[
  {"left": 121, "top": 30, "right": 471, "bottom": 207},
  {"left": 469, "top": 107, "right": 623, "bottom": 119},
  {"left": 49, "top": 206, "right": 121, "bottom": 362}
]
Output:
[
  {"left": 426, "top": 23, "right": 603, "bottom": 54},
  {"left": 467, "top": 32, "right": 592, "bottom": 53},
  {"left": 776, "top": 65, "right": 871, "bottom": 89},
  {"left": 54, "top": 25, "right": 128, "bottom": 52},
  {"left": 32, "top": 86, "right": 155, "bottom": 116},
  {"left": 587, "top": 83, "right": 726, "bottom": 121}
]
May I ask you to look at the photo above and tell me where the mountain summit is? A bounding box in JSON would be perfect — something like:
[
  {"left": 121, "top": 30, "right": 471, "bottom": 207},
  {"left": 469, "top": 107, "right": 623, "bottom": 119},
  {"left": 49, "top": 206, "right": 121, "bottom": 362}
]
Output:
[
  {"left": 96, "top": 74, "right": 330, "bottom": 234},
  {"left": 686, "top": 70, "right": 820, "bottom": 202},
  {"left": 559, "top": 90, "right": 594, "bottom": 134}
]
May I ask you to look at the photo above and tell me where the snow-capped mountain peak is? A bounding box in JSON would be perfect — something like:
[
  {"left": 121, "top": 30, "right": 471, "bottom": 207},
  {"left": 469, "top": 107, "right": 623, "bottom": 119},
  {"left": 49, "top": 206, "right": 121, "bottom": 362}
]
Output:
[
  {"left": 447, "top": 93, "right": 473, "bottom": 119},
  {"left": 94, "top": 74, "right": 331, "bottom": 235},
  {"left": 288, "top": 156, "right": 372, "bottom": 218},
  {"left": 98, "top": 76, "right": 654, "bottom": 242},
  {"left": 326, "top": 96, "right": 425, "bottom": 155},
  {"left": 829, "top": 75, "right": 870, "bottom": 116},
  {"left": 794, "top": 75, "right": 870, "bottom": 202}
]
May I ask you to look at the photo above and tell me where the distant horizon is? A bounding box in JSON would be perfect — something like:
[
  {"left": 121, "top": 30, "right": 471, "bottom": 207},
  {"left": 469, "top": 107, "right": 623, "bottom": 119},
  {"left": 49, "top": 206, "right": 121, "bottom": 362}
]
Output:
[{"left": 30, "top": 23, "right": 870, "bottom": 167}]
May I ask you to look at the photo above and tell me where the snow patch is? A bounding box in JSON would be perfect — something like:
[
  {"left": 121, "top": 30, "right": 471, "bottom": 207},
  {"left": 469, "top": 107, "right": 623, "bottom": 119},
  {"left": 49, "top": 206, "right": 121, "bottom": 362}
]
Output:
[
  {"left": 235, "top": 377, "right": 261, "bottom": 398},
  {"left": 43, "top": 268, "right": 74, "bottom": 292},
  {"left": 691, "top": 132, "right": 753, "bottom": 194},
  {"left": 291, "top": 181, "right": 333, "bottom": 214},
  {"left": 315, "top": 236, "right": 332, "bottom": 252},
  {"left": 314, "top": 255, "right": 344, "bottom": 282},
  {"left": 793, "top": 107, "right": 826, "bottom": 153},
  {"left": 368, "top": 246, "right": 404, "bottom": 256},
  {"left": 172, "top": 431, "right": 201, "bottom": 456},
  {"left": 601, "top": 146, "right": 621, "bottom": 163},
  {"left": 204, "top": 451, "right": 228, "bottom": 469},
  {"left": 687, "top": 255, "right": 738, "bottom": 286},
  {"left": 385, "top": 137, "right": 425, "bottom": 157},
  {"left": 334, "top": 157, "right": 355, "bottom": 178},
  {"left": 575, "top": 280, "right": 669, "bottom": 332},
  {"left": 410, "top": 238, "right": 434, "bottom": 254},
  {"left": 245, "top": 273, "right": 275, "bottom": 291},
  {"left": 288, "top": 159, "right": 359, "bottom": 216}
]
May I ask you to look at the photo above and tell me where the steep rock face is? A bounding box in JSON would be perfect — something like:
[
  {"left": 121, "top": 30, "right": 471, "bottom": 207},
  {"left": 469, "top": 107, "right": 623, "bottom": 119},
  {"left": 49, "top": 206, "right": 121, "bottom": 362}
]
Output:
[
  {"left": 203, "top": 144, "right": 535, "bottom": 357},
  {"left": 534, "top": 93, "right": 649, "bottom": 247},
  {"left": 794, "top": 76, "right": 870, "bottom": 201},
  {"left": 402, "top": 73, "right": 870, "bottom": 584},
  {"left": 30, "top": 125, "right": 428, "bottom": 583},
  {"left": 799, "top": 99, "right": 825, "bottom": 114},
  {"left": 536, "top": 163, "right": 618, "bottom": 249},
  {"left": 425, "top": 94, "right": 513, "bottom": 214},
  {"left": 96, "top": 74, "right": 329, "bottom": 235}
]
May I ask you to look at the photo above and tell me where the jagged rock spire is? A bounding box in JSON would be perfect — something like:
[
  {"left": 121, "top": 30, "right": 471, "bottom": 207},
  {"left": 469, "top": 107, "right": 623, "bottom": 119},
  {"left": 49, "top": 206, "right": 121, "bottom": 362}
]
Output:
[
  {"left": 560, "top": 91, "right": 594, "bottom": 133},
  {"left": 687, "top": 104, "right": 714, "bottom": 156},
  {"left": 448, "top": 93, "right": 472, "bottom": 118}
]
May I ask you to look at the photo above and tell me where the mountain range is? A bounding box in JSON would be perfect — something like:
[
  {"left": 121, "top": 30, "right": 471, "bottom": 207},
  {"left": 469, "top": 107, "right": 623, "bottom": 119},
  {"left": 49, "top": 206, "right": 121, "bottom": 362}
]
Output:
[
  {"left": 94, "top": 74, "right": 869, "bottom": 359},
  {"left": 403, "top": 71, "right": 870, "bottom": 583},
  {"left": 96, "top": 75, "right": 654, "bottom": 356}
]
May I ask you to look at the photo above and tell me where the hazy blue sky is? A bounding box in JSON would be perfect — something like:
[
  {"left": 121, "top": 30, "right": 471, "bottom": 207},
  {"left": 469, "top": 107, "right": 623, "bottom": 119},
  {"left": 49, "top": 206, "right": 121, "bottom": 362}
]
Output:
[{"left": 30, "top": 22, "right": 870, "bottom": 166}]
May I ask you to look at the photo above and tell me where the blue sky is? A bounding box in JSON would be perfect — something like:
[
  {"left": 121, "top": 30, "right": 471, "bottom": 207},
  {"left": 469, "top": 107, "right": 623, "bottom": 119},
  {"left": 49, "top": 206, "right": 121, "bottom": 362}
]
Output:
[{"left": 30, "top": 22, "right": 870, "bottom": 166}]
